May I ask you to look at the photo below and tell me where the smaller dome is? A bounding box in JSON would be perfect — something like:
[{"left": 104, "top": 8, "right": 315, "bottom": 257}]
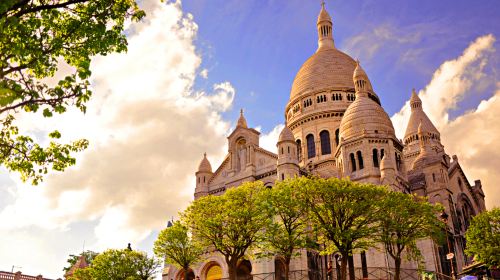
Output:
[
  {"left": 198, "top": 153, "right": 212, "bottom": 173},
  {"left": 317, "top": 2, "right": 332, "bottom": 23},
  {"left": 237, "top": 109, "right": 248, "bottom": 128},
  {"left": 278, "top": 125, "right": 294, "bottom": 142},
  {"left": 339, "top": 62, "right": 394, "bottom": 140}
]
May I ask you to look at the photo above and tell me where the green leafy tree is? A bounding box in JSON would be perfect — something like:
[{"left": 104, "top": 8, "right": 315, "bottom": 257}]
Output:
[
  {"left": 259, "top": 179, "right": 311, "bottom": 280},
  {"left": 376, "top": 192, "right": 444, "bottom": 280},
  {"left": 75, "top": 249, "right": 160, "bottom": 280},
  {"left": 296, "top": 177, "right": 387, "bottom": 280},
  {"left": 0, "top": 0, "right": 144, "bottom": 184},
  {"left": 465, "top": 208, "right": 500, "bottom": 268},
  {"left": 154, "top": 221, "right": 204, "bottom": 280},
  {"left": 63, "top": 250, "right": 99, "bottom": 273},
  {"left": 183, "top": 181, "right": 271, "bottom": 280}
]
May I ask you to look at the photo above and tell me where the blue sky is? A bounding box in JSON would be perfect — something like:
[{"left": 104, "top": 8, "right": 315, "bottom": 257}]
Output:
[
  {"left": 183, "top": 0, "right": 499, "bottom": 130},
  {"left": 0, "top": 1, "right": 499, "bottom": 278}
]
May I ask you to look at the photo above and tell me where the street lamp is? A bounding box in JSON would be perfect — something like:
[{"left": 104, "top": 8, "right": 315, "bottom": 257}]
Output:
[{"left": 440, "top": 211, "right": 455, "bottom": 279}]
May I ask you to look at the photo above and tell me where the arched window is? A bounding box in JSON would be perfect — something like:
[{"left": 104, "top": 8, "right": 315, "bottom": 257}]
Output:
[
  {"left": 296, "top": 139, "right": 302, "bottom": 161},
  {"left": 281, "top": 173, "right": 285, "bottom": 180},
  {"left": 372, "top": 149, "right": 379, "bottom": 167},
  {"left": 320, "top": 130, "right": 331, "bottom": 155},
  {"left": 281, "top": 147, "right": 284, "bottom": 154},
  {"left": 357, "top": 151, "right": 364, "bottom": 169},
  {"left": 335, "top": 129, "right": 340, "bottom": 146},
  {"left": 458, "top": 178, "right": 463, "bottom": 191},
  {"left": 203, "top": 176, "right": 205, "bottom": 183},
  {"left": 306, "top": 134, "right": 316, "bottom": 159},
  {"left": 350, "top": 153, "right": 357, "bottom": 172},
  {"left": 287, "top": 146, "right": 290, "bottom": 154},
  {"left": 380, "top": 149, "right": 385, "bottom": 160}
]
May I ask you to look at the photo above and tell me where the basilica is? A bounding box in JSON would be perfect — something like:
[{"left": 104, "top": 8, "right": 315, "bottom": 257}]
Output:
[{"left": 166, "top": 3, "right": 487, "bottom": 280}]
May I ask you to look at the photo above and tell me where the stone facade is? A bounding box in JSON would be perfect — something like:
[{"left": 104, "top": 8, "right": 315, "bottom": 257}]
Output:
[{"left": 163, "top": 3, "right": 486, "bottom": 280}]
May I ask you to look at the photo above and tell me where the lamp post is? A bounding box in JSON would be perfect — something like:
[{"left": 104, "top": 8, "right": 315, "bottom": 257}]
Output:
[{"left": 440, "top": 211, "right": 455, "bottom": 279}]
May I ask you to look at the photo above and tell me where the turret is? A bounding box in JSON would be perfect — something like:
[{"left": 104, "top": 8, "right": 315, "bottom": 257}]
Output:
[
  {"left": 317, "top": 1, "right": 335, "bottom": 51},
  {"left": 380, "top": 154, "right": 396, "bottom": 187},
  {"left": 353, "top": 60, "right": 374, "bottom": 95},
  {"left": 277, "top": 125, "right": 299, "bottom": 181},
  {"left": 195, "top": 153, "right": 213, "bottom": 199}
]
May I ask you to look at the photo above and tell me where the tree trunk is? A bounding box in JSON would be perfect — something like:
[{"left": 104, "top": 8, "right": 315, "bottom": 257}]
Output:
[
  {"left": 394, "top": 257, "right": 401, "bottom": 280},
  {"left": 347, "top": 255, "right": 355, "bottom": 280},
  {"left": 227, "top": 258, "right": 238, "bottom": 280},
  {"left": 184, "top": 266, "right": 189, "bottom": 280},
  {"left": 284, "top": 256, "right": 291, "bottom": 280},
  {"left": 340, "top": 252, "right": 348, "bottom": 280}
]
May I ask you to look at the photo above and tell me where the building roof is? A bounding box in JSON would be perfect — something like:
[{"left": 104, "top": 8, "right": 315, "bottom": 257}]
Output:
[
  {"left": 236, "top": 109, "right": 248, "bottom": 128},
  {"left": 197, "top": 153, "right": 212, "bottom": 173},
  {"left": 404, "top": 89, "right": 440, "bottom": 140},
  {"left": 339, "top": 62, "right": 394, "bottom": 140},
  {"left": 278, "top": 125, "right": 294, "bottom": 142},
  {"left": 289, "top": 3, "right": 356, "bottom": 101},
  {"left": 317, "top": 1, "right": 332, "bottom": 24},
  {"left": 65, "top": 255, "right": 89, "bottom": 278},
  {"left": 0, "top": 271, "right": 57, "bottom": 280}
]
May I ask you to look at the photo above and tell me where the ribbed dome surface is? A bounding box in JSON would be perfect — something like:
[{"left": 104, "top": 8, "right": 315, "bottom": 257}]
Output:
[
  {"left": 289, "top": 48, "right": 356, "bottom": 100},
  {"left": 339, "top": 95, "right": 395, "bottom": 140},
  {"left": 198, "top": 153, "right": 212, "bottom": 173},
  {"left": 278, "top": 126, "right": 294, "bottom": 142}
]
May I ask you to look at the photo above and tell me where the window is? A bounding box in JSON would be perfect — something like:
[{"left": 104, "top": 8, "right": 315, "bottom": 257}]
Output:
[
  {"left": 317, "top": 94, "right": 327, "bottom": 103},
  {"left": 458, "top": 178, "right": 463, "bottom": 191},
  {"left": 304, "top": 98, "right": 313, "bottom": 108},
  {"left": 373, "top": 149, "right": 379, "bottom": 167},
  {"left": 306, "top": 134, "right": 315, "bottom": 159},
  {"left": 357, "top": 151, "right": 364, "bottom": 169},
  {"left": 320, "top": 130, "right": 331, "bottom": 155},
  {"left": 281, "top": 147, "right": 284, "bottom": 154},
  {"left": 288, "top": 146, "right": 290, "bottom": 154},
  {"left": 203, "top": 176, "right": 205, "bottom": 183},
  {"left": 296, "top": 139, "right": 302, "bottom": 161},
  {"left": 380, "top": 149, "right": 384, "bottom": 160},
  {"left": 335, "top": 129, "right": 340, "bottom": 146},
  {"left": 347, "top": 93, "right": 356, "bottom": 101},
  {"left": 432, "top": 173, "right": 436, "bottom": 182},
  {"left": 332, "top": 93, "right": 343, "bottom": 101},
  {"left": 281, "top": 173, "right": 285, "bottom": 180},
  {"left": 350, "top": 153, "right": 357, "bottom": 172}
]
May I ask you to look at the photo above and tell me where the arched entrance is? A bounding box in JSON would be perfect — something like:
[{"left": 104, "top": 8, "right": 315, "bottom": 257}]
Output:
[
  {"left": 206, "top": 263, "right": 223, "bottom": 280},
  {"left": 177, "top": 269, "right": 195, "bottom": 280},
  {"left": 237, "top": 260, "right": 252, "bottom": 280}
]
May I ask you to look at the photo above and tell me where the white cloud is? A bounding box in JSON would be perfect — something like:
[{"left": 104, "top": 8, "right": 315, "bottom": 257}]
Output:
[
  {"left": 391, "top": 34, "right": 496, "bottom": 138},
  {"left": 259, "top": 124, "right": 284, "bottom": 154},
  {"left": 391, "top": 34, "right": 499, "bottom": 209},
  {"left": 200, "top": 68, "right": 209, "bottom": 79},
  {"left": 0, "top": 0, "right": 234, "bottom": 276}
]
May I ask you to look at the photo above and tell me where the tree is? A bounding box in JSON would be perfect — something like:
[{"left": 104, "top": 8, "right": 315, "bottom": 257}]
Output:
[
  {"left": 63, "top": 250, "right": 98, "bottom": 273},
  {"left": 0, "top": 0, "right": 144, "bottom": 184},
  {"left": 259, "top": 179, "right": 311, "bottom": 280},
  {"left": 182, "top": 181, "right": 271, "bottom": 280},
  {"left": 154, "top": 221, "right": 204, "bottom": 280},
  {"left": 75, "top": 249, "right": 160, "bottom": 280},
  {"left": 376, "top": 192, "right": 444, "bottom": 280},
  {"left": 296, "top": 177, "right": 387, "bottom": 280},
  {"left": 465, "top": 208, "right": 500, "bottom": 268}
]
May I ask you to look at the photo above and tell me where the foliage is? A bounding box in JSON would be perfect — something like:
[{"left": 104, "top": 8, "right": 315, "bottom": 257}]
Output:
[
  {"left": 258, "top": 179, "right": 311, "bottom": 280},
  {"left": 295, "top": 177, "right": 387, "bottom": 280},
  {"left": 0, "top": 0, "right": 144, "bottom": 184},
  {"left": 465, "top": 208, "right": 500, "bottom": 268},
  {"left": 376, "top": 192, "right": 444, "bottom": 280},
  {"left": 154, "top": 221, "right": 204, "bottom": 280},
  {"left": 63, "top": 250, "right": 98, "bottom": 273},
  {"left": 182, "top": 181, "right": 271, "bottom": 280},
  {"left": 72, "top": 249, "right": 160, "bottom": 280}
]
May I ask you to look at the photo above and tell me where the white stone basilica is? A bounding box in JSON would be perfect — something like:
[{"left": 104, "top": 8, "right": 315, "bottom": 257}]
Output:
[{"left": 165, "top": 3, "right": 487, "bottom": 280}]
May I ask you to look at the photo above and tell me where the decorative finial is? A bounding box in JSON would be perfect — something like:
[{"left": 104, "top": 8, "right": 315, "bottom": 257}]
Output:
[
  {"left": 412, "top": 88, "right": 416, "bottom": 94},
  {"left": 240, "top": 108, "right": 243, "bottom": 115},
  {"left": 203, "top": 152, "right": 207, "bottom": 158},
  {"left": 321, "top": 0, "right": 325, "bottom": 8}
]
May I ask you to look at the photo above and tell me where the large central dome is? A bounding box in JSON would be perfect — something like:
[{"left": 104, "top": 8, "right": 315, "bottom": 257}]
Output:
[{"left": 290, "top": 48, "right": 356, "bottom": 100}]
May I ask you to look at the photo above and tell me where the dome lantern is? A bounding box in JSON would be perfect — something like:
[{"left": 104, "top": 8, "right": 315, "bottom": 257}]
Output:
[
  {"left": 316, "top": 1, "right": 335, "bottom": 51},
  {"left": 197, "top": 153, "right": 212, "bottom": 173}
]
